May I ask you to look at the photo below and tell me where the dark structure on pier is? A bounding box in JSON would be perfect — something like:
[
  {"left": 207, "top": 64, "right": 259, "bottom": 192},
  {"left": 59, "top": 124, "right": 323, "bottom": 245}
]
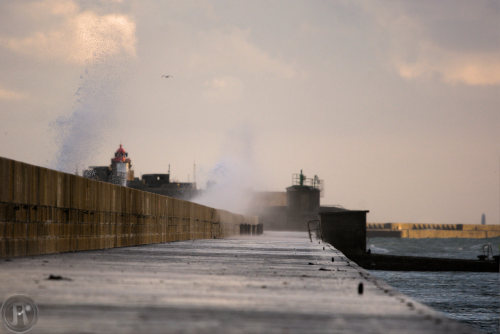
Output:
[
  {"left": 285, "top": 171, "right": 321, "bottom": 231},
  {"left": 320, "top": 209, "right": 369, "bottom": 258}
]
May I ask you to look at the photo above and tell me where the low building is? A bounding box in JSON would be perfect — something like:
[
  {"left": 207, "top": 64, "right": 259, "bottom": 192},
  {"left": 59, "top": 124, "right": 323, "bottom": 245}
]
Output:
[
  {"left": 127, "top": 174, "right": 198, "bottom": 200},
  {"left": 83, "top": 145, "right": 197, "bottom": 200},
  {"left": 248, "top": 170, "right": 326, "bottom": 231}
]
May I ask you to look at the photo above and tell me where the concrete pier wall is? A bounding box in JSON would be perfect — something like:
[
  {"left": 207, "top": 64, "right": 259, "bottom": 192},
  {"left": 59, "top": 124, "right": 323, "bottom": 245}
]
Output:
[
  {"left": 0, "top": 232, "right": 480, "bottom": 333},
  {"left": 0, "top": 156, "right": 259, "bottom": 258}
]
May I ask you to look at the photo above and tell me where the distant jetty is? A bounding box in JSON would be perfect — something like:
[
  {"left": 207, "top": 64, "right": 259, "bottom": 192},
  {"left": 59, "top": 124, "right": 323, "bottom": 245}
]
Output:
[{"left": 367, "top": 222, "right": 500, "bottom": 238}]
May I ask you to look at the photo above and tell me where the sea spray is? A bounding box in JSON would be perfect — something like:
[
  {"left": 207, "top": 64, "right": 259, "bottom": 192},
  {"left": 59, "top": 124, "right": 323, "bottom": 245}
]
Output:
[
  {"left": 52, "top": 53, "right": 132, "bottom": 173},
  {"left": 193, "top": 125, "right": 261, "bottom": 214},
  {"left": 194, "top": 158, "right": 254, "bottom": 213},
  {"left": 51, "top": 7, "right": 136, "bottom": 173}
]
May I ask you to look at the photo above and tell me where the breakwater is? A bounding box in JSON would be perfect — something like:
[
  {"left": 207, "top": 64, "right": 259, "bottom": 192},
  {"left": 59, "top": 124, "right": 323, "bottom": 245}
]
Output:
[
  {"left": 0, "top": 156, "right": 260, "bottom": 258},
  {"left": 368, "top": 223, "right": 500, "bottom": 238},
  {"left": 320, "top": 212, "right": 499, "bottom": 272},
  {"left": 357, "top": 253, "right": 498, "bottom": 272}
]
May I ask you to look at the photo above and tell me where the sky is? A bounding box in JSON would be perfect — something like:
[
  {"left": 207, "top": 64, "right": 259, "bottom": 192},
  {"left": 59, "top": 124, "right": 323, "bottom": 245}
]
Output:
[{"left": 0, "top": 0, "right": 499, "bottom": 224}]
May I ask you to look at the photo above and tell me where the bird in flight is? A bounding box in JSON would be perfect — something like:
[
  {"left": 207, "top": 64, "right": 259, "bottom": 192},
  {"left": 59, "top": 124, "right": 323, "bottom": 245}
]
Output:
[{"left": 161, "top": 74, "right": 172, "bottom": 78}]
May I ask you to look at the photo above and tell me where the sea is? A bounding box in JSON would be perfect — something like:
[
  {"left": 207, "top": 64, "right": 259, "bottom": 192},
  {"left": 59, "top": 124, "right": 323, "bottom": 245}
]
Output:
[{"left": 367, "top": 237, "right": 500, "bottom": 334}]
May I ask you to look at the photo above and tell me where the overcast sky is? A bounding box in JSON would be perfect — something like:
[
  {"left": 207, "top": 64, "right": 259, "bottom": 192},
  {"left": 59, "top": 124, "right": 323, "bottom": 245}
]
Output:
[{"left": 0, "top": 0, "right": 499, "bottom": 224}]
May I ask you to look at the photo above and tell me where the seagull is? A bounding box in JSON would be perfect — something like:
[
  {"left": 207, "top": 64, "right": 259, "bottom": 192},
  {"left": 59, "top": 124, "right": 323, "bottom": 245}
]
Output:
[{"left": 161, "top": 74, "right": 172, "bottom": 78}]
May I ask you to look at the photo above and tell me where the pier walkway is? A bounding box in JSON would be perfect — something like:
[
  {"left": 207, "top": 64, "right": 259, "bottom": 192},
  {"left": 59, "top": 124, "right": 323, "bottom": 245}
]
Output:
[{"left": 0, "top": 232, "right": 477, "bottom": 333}]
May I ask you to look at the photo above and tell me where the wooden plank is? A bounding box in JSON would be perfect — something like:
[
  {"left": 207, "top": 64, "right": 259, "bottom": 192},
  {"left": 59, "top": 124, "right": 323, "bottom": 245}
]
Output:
[{"left": 0, "top": 157, "right": 13, "bottom": 202}]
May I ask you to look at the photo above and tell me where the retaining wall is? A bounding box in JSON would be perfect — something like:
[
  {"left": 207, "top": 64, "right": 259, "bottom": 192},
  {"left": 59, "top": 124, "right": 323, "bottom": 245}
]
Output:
[{"left": 0, "top": 157, "right": 259, "bottom": 258}]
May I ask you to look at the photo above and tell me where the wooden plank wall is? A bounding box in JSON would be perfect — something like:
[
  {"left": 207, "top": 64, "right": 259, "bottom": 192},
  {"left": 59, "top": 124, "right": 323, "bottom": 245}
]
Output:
[{"left": 0, "top": 157, "right": 259, "bottom": 257}]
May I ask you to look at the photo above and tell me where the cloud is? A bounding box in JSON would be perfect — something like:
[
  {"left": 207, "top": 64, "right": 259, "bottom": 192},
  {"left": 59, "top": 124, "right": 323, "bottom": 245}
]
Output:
[
  {"left": 396, "top": 50, "right": 500, "bottom": 86},
  {"left": 203, "top": 76, "right": 244, "bottom": 102},
  {"left": 364, "top": 1, "right": 500, "bottom": 86},
  {"left": 188, "top": 28, "right": 297, "bottom": 79},
  {"left": 0, "top": 0, "right": 136, "bottom": 65},
  {"left": 0, "top": 87, "right": 26, "bottom": 101}
]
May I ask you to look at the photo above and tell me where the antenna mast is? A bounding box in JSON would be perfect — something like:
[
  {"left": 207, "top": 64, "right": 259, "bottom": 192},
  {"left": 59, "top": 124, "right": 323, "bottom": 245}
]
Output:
[{"left": 193, "top": 162, "right": 197, "bottom": 187}]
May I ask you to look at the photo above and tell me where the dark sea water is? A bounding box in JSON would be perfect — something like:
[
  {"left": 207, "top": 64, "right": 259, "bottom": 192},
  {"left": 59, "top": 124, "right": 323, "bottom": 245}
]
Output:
[{"left": 367, "top": 237, "right": 500, "bottom": 334}]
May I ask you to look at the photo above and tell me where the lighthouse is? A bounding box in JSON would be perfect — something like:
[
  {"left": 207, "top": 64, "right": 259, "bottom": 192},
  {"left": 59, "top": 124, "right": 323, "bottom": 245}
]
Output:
[{"left": 111, "top": 144, "right": 133, "bottom": 186}]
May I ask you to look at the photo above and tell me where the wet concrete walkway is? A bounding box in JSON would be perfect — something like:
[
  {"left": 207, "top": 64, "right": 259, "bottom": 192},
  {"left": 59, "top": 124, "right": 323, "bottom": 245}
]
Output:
[{"left": 0, "top": 232, "right": 478, "bottom": 333}]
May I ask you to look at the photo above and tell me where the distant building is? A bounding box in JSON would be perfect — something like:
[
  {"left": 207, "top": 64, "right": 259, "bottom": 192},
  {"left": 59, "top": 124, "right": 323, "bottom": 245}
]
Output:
[
  {"left": 248, "top": 191, "right": 288, "bottom": 230},
  {"left": 83, "top": 144, "right": 197, "bottom": 200},
  {"left": 248, "top": 192, "right": 287, "bottom": 209},
  {"left": 128, "top": 174, "right": 198, "bottom": 200},
  {"left": 248, "top": 170, "right": 327, "bottom": 231}
]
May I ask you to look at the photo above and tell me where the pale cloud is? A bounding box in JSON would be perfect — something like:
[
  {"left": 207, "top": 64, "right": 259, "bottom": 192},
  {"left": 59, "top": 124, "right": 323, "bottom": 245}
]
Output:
[
  {"left": 0, "top": 87, "right": 26, "bottom": 101},
  {"left": 45, "top": 0, "right": 79, "bottom": 15},
  {"left": 444, "top": 57, "right": 500, "bottom": 86},
  {"left": 203, "top": 76, "right": 244, "bottom": 102},
  {"left": 188, "top": 29, "right": 297, "bottom": 79},
  {"left": 397, "top": 50, "right": 500, "bottom": 86},
  {"left": 13, "top": 0, "right": 79, "bottom": 17},
  {"left": 0, "top": 0, "right": 136, "bottom": 65},
  {"left": 365, "top": 1, "right": 500, "bottom": 86}
]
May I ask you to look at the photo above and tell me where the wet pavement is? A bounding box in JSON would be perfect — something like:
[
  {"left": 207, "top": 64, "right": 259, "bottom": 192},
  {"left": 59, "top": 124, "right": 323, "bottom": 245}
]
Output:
[{"left": 0, "top": 231, "right": 478, "bottom": 333}]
